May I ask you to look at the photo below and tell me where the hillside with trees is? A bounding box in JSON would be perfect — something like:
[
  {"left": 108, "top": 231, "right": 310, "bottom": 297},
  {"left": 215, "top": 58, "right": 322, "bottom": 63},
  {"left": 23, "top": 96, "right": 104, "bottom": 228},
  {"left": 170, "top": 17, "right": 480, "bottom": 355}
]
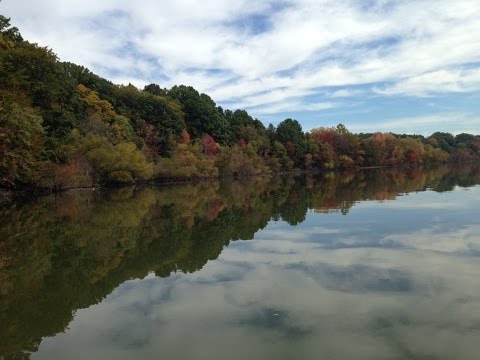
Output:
[{"left": 1, "top": 14, "right": 479, "bottom": 190}]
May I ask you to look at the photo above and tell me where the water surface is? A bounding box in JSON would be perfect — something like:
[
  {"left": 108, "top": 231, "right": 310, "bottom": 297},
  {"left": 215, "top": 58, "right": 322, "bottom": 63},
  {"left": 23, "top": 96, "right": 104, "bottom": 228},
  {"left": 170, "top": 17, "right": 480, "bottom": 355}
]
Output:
[{"left": 1, "top": 165, "right": 480, "bottom": 359}]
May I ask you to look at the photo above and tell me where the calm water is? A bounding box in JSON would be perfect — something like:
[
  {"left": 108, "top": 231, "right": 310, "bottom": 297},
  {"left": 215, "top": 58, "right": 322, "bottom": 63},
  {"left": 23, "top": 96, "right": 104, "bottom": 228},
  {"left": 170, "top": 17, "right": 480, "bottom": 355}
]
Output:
[{"left": 1, "top": 165, "right": 480, "bottom": 360}]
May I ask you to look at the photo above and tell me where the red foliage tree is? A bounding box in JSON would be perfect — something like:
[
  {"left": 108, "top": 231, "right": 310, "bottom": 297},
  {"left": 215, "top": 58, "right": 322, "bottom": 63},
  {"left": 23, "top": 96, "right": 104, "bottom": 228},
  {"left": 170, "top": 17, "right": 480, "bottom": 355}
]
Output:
[
  {"left": 200, "top": 134, "right": 218, "bottom": 157},
  {"left": 406, "top": 149, "right": 421, "bottom": 163},
  {"left": 314, "top": 129, "right": 336, "bottom": 145}
]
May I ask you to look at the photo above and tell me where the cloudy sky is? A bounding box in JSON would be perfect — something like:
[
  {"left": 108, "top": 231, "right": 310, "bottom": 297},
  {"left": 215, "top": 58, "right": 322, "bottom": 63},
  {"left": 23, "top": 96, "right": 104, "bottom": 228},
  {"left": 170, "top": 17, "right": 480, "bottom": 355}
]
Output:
[{"left": 2, "top": 0, "right": 480, "bottom": 134}]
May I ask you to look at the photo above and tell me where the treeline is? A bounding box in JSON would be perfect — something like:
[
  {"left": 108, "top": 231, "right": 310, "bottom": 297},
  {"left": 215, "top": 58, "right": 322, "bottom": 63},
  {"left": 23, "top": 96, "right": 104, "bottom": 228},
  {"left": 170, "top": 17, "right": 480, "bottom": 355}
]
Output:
[{"left": 1, "top": 15, "right": 479, "bottom": 189}]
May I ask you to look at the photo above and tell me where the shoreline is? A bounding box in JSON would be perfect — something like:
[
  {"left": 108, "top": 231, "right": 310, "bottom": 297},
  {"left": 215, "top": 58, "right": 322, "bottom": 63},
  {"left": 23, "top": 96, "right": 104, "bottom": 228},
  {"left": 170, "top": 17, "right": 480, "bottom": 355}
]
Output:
[{"left": 2, "top": 161, "right": 478, "bottom": 200}]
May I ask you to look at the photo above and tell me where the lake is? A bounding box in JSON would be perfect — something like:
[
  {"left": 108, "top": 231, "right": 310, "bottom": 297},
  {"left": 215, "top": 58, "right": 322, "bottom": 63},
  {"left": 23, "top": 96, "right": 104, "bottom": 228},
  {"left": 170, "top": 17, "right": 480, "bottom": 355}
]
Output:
[{"left": 1, "top": 164, "right": 480, "bottom": 360}]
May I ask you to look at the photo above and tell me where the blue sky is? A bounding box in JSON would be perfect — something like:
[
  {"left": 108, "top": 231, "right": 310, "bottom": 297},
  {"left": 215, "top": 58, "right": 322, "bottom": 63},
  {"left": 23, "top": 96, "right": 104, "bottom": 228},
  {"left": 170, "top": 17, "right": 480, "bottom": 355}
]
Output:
[{"left": 2, "top": 0, "right": 480, "bottom": 135}]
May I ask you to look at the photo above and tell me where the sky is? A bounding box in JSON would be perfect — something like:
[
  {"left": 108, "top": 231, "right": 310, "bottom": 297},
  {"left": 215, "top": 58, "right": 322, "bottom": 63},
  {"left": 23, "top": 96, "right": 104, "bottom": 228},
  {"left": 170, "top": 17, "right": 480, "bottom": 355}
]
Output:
[{"left": 2, "top": 0, "right": 480, "bottom": 135}]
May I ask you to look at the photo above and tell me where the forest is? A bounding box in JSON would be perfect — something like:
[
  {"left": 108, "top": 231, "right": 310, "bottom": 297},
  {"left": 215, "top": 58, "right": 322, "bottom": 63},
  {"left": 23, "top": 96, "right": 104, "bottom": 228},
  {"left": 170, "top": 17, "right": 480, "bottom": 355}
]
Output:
[{"left": 1, "top": 14, "right": 479, "bottom": 190}]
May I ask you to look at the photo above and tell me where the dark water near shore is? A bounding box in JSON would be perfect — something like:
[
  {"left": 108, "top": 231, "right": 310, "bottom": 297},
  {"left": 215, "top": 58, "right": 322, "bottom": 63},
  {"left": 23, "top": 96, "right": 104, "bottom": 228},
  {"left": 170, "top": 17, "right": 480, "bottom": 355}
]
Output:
[{"left": 1, "top": 164, "right": 480, "bottom": 360}]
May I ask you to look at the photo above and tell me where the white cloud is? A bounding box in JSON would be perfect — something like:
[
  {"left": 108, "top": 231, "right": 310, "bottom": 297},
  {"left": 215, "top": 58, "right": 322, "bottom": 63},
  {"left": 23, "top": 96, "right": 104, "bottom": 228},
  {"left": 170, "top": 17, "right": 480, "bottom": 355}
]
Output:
[
  {"left": 252, "top": 101, "right": 335, "bottom": 115},
  {"left": 377, "top": 69, "right": 480, "bottom": 96},
  {"left": 346, "top": 113, "right": 480, "bottom": 135},
  {"left": 329, "top": 89, "right": 364, "bottom": 98}
]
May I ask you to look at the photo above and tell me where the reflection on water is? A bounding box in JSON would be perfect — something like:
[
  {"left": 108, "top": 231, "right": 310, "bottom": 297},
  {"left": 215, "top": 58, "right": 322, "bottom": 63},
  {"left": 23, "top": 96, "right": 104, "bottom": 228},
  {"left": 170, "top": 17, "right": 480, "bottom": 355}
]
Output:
[{"left": 1, "top": 164, "right": 480, "bottom": 359}]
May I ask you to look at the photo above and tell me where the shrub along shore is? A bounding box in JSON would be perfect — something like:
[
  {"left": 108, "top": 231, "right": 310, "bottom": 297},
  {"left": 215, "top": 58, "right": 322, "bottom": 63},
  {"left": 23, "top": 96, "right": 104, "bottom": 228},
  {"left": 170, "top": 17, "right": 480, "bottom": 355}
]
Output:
[{"left": 1, "top": 15, "right": 479, "bottom": 191}]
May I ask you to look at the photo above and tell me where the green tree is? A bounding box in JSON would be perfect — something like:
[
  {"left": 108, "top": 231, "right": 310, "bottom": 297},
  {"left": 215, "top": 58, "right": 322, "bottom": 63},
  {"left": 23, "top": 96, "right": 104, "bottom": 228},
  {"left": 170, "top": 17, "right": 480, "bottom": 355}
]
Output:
[
  {"left": 144, "top": 83, "right": 167, "bottom": 96},
  {"left": 428, "top": 132, "right": 456, "bottom": 153},
  {"left": 84, "top": 140, "right": 153, "bottom": 183},
  {"left": 276, "top": 118, "right": 306, "bottom": 167},
  {"left": 168, "top": 85, "right": 231, "bottom": 144},
  {"left": 0, "top": 97, "right": 44, "bottom": 186}
]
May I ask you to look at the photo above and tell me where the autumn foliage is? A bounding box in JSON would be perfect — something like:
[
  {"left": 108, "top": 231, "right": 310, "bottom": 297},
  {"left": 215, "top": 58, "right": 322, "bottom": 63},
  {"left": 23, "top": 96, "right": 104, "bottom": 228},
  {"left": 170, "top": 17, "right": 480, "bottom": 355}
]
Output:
[{"left": 0, "top": 15, "right": 479, "bottom": 188}]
